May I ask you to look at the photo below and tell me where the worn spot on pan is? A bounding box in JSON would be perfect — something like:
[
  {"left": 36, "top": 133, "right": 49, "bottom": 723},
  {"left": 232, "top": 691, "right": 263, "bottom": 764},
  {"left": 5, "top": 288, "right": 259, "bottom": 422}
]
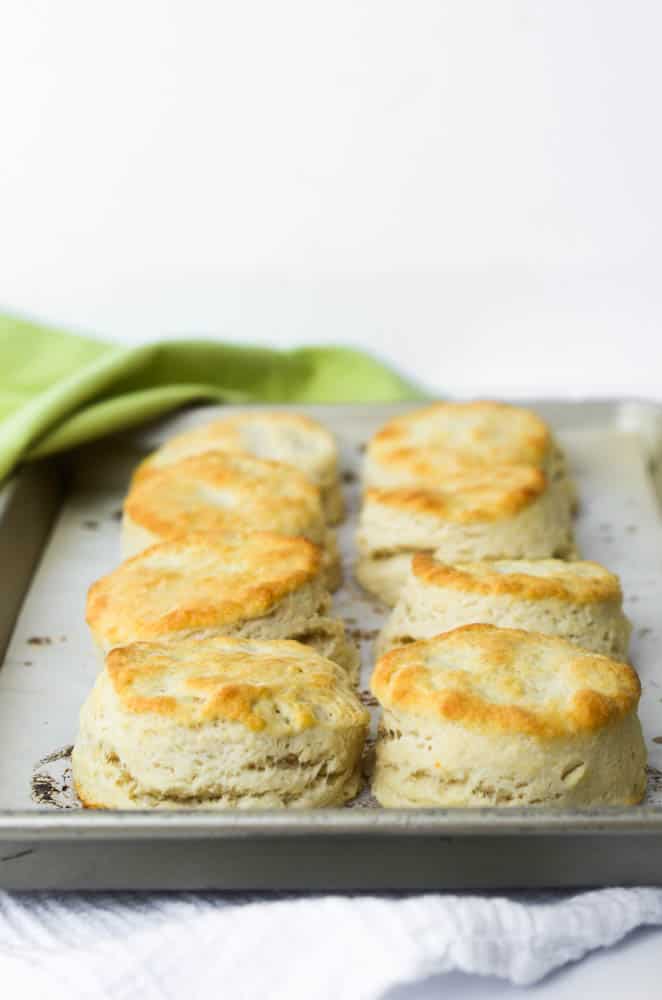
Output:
[
  {"left": 82, "top": 520, "right": 99, "bottom": 531},
  {"left": 35, "top": 745, "right": 73, "bottom": 767},
  {"left": 646, "top": 766, "right": 662, "bottom": 796},
  {"left": 356, "top": 733, "right": 378, "bottom": 803},
  {"left": 351, "top": 795, "right": 379, "bottom": 809},
  {"left": 111, "top": 509, "right": 123, "bottom": 521},
  {"left": 27, "top": 636, "right": 52, "bottom": 646},
  {"left": 1, "top": 848, "right": 35, "bottom": 863},
  {"left": 348, "top": 627, "right": 378, "bottom": 643},
  {"left": 31, "top": 745, "right": 78, "bottom": 809}
]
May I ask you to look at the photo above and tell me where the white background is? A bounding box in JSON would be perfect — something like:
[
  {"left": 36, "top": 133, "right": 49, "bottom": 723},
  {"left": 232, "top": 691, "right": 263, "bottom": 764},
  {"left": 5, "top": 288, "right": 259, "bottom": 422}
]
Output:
[
  {"left": 2, "top": 3, "right": 662, "bottom": 997},
  {"left": 2, "top": 1, "right": 662, "bottom": 398}
]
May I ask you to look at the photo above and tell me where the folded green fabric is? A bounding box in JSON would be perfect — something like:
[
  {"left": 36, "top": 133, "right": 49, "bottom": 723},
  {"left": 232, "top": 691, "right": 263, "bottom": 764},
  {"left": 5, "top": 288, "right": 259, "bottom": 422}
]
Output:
[{"left": 0, "top": 313, "right": 425, "bottom": 483}]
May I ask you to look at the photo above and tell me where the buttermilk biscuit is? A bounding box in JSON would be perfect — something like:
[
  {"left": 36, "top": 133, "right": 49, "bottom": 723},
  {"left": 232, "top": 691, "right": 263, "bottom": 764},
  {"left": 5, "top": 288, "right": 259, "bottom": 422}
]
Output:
[
  {"left": 72, "top": 637, "right": 369, "bottom": 810},
  {"left": 133, "top": 411, "right": 344, "bottom": 523},
  {"left": 122, "top": 451, "right": 341, "bottom": 590},
  {"left": 364, "top": 400, "right": 575, "bottom": 512},
  {"left": 356, "top": 465, "right": 576, "bottom": 606},
  {"left": 371, "top": 624, "right": 646, "bottom": 808},
  {"left": 377, "top": 555, "right": 631, "bottom": 659},
  {"left": 87, "top": 532, "right": 358, "bottom": 681}
]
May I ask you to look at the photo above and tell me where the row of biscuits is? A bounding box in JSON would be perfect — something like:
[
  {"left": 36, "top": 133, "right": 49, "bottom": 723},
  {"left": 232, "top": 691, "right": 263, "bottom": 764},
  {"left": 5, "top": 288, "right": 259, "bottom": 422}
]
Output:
[
  {"left": 71, "top": 403, "right": 647, "bottom": 810},
  {"left": 72, "top": 413, "right": 369, "bottom": 808},
  {"left": 356, "top": 402, "right": 647, "bottom": 807}
]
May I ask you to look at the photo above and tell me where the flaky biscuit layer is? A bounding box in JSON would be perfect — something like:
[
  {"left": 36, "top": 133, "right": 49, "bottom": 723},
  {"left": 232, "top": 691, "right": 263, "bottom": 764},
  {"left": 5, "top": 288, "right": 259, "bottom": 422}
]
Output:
[
  {"left": 370, "top": 625, "right": 646, "bottom": 808},
  {"left": 73, "top": 637, "right": 368, "bottom": 810}
]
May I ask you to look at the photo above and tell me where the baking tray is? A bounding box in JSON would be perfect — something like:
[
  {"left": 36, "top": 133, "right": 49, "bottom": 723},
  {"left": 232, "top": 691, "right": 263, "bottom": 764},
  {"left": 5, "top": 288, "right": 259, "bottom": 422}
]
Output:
[{"left": 2, "top": 400, "right": 662, "bottom": 891}]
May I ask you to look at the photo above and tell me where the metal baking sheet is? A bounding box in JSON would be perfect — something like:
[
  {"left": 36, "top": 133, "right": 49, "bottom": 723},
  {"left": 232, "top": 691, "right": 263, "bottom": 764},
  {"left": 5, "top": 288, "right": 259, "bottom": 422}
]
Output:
[{"left": 2, "top": 400, "right": 662, "bottom": 890}]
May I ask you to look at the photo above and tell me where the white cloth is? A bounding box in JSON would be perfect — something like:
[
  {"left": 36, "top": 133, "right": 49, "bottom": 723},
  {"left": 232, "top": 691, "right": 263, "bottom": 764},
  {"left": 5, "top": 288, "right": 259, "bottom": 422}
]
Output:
[{"left": 1, "top": 888, "right": 661, "bottom": 999}]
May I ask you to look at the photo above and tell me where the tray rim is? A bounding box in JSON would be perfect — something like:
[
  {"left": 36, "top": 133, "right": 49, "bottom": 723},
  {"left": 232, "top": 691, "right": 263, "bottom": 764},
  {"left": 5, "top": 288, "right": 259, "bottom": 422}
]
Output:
[
  {"left": 2, "top": 806, "right": 662, "bottom": 840},
  {"left": 2, "top": 394, "right": 662, "bottom": 843}
]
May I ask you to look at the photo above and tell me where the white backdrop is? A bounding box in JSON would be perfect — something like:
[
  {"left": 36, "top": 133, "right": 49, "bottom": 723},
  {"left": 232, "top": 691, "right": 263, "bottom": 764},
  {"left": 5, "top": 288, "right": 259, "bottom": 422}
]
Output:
[{"left": 2, "top": 1, "right": 661, "bottom": 397}]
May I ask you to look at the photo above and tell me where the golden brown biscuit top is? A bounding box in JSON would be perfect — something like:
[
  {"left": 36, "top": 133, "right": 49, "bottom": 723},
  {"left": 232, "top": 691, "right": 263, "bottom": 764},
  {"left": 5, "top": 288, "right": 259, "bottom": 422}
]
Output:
[
  {"left": 134, "top": 411, "right": 338, "bottom": 486},
  {"left": 371, "top": 624, "right": 640, "bottom": 739},
  {"left": 124, "top": 451, "right": 325, "bottom": 543},
  {"left": 412, "top": 555, "right": 623, "bottom": 604},
  {"left": 87, "top": 531, "right": 323, "bottom": 646},
  {"left": 106, "top": 637, "right": 369, "bottom": 733},
  {"left": 367, "top": 401, "right": 552, "bottom": 482},
  {"left": 364, "top": 465, "right": 547, "bottom": 524}
]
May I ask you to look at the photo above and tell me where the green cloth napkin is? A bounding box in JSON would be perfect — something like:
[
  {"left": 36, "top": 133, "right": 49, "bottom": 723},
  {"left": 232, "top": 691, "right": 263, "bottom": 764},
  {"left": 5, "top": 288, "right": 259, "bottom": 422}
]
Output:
[{"left": 0, "top": 313, "right": 424, "bottom": 483}]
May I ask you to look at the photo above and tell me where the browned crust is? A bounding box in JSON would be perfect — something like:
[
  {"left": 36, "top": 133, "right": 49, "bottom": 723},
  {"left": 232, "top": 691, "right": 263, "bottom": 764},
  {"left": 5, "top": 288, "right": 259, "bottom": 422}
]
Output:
[
  {"left": 364, "top": 465, "right": 547, "bottom": 523},
  {"left": 105, "top": 638, "right": 368, "bottom": 731},
  {"left": 73, "top": 779, "right": 104, "bottom": 810},
  {"left": 124, "top": 451, "right": 323, "bottom": 540},
  {"left": 369, "top": 401, "right": 551, "bottom": 472},
  {"left": 411, "top": 554, "right": 623, "bottom": 604},
  {"left": 370, "top": 624, "right": 640, "bottom": 739},
  {"left": 86, "top": 531, "right": 322, "bottom": 645}
]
